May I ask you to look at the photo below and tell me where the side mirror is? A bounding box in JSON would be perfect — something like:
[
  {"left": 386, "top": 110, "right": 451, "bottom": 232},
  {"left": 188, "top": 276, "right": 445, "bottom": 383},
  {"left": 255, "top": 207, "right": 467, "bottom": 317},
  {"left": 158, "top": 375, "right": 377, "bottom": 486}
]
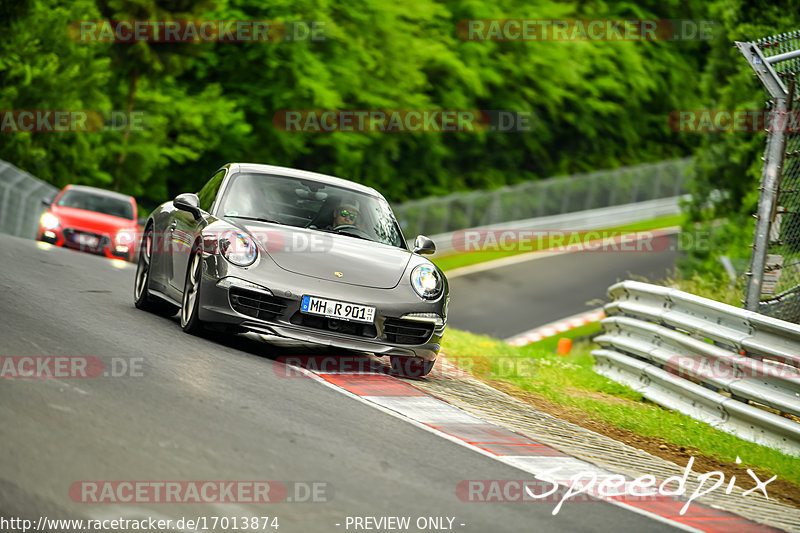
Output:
[
  {"left": 137, "top": 216, "right": 147, "bottom": 227},
  {"left": 41, "top": 198, "right": 52, "bottom": 207},
  {"left": 173, "top": 193, "right": 201, "bottom": 220},
  {"left": 412, "top": 235, "right": 436, "bottom": 255}
]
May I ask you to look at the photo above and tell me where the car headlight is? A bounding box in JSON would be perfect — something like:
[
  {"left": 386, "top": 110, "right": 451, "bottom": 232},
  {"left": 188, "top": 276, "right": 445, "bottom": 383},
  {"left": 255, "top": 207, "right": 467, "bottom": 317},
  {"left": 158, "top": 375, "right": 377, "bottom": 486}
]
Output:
[
  {"left": 115, "top": 229, "right": 136, "bottom": 246},
  {"left": 410, "top": 264, "right": 442, "bottom": 300},
  {"left": 40, "top": 212, "right": 59, "bottom": 230},
  {"left": 219, "top": 231, "right": 257, "bottom": 267}
]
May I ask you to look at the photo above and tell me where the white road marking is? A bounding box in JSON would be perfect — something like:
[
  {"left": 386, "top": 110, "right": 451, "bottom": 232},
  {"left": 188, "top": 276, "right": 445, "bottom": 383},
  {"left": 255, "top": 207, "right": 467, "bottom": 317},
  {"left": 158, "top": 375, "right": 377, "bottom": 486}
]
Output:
[
  {"left": 283, "top": 361, "right": 703, "bottom": 533},
  {"left": 362, "top": 396, "right": 488, "bottom": 424}
]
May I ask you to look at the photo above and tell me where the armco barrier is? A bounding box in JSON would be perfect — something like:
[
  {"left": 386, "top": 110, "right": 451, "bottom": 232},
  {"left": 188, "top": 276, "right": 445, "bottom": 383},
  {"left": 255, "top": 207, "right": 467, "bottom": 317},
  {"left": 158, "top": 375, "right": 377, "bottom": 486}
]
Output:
[
  {"left": 593, "top": 280, "right": 800, "bottom": 456},
  {"left": 0, "top": 160, "right": 59, "bottom": 239},
  {"left": 429, "top": 195, "right": 686, "bottom": 256},
  {"left": 393, "top": 158, "right": 690, "bottom": 239}
]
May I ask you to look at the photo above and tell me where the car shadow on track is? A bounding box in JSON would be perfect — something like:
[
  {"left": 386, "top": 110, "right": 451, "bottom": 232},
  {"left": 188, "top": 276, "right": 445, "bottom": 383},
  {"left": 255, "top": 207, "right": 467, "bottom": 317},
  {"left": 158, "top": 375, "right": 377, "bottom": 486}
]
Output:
[{"left": 187, "top": 327, "right": 402, "bottom": 379}]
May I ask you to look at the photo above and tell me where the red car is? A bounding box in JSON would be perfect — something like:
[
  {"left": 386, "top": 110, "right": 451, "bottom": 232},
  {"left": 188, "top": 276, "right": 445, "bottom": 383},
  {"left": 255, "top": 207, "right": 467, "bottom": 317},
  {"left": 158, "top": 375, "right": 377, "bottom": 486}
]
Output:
[{"left": 38, "top": 185, "right": 140, "bottom": 262}]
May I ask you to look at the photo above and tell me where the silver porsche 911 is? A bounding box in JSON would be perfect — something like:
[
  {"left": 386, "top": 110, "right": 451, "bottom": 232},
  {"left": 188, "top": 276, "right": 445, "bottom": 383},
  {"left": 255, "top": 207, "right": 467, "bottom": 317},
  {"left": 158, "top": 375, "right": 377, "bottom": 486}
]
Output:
[{"left": 133, "top": 163, "right": 448, "bottom": 376}]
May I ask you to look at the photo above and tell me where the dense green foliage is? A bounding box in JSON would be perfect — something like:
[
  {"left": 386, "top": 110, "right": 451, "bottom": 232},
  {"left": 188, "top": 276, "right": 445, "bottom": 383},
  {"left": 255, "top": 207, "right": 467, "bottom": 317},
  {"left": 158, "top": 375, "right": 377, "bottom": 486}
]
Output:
[
  {"left": 678, "top": 0, "right": 800, "bottom": 282},
  {"left": 2, "top": 0, "right": 710, "bottom": 210},
  {"left": 5, "top": 0, "right": 800, "bottom": 290}
]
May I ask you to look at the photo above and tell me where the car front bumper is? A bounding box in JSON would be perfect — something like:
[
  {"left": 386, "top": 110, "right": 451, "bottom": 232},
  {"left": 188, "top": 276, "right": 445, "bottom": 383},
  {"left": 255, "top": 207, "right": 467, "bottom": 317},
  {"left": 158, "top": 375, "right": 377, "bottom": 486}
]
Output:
[
  {"left": 38, "top": 227, "right": 133, "bottom": 261},
  {"left": 196, "top": 254, "right": 446, "bottom": 361}
]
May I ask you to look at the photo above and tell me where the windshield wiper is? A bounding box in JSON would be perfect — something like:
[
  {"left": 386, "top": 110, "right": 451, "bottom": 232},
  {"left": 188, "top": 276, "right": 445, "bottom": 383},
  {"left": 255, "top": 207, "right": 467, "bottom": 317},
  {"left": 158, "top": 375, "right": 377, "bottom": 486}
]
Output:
[
  {"left": 313, "top": 227, "right": 375, "bottom": 242},
  {"left": 334, "top": 229, "right": 376, "bottom": 242},
  {"left": 226, "top": 215, "right": 283, "bottom": 225}
]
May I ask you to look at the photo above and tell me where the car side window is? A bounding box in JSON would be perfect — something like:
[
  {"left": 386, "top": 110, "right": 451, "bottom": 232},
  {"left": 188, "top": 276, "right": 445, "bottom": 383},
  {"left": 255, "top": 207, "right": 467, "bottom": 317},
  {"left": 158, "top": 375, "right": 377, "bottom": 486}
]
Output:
[{"left": 198, "top": 169, "right": 226, "bottom": 213}]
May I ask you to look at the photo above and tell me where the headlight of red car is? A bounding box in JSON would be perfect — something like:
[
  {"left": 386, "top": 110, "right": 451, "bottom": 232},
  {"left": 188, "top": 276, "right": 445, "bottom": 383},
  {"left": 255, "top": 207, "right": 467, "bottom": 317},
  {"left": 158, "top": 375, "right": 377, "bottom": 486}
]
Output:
[
  {"left": 40, "top": 212, "right": 59, "bottom": 230},
  {"left": 115, "top": 228, "right": 137, "bottom": 252}
]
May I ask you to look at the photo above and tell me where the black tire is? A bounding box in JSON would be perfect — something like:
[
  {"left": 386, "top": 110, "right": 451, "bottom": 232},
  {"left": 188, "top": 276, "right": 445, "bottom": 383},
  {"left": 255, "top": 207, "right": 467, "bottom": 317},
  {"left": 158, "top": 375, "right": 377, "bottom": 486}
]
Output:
[
  {"left": 134, "top": 227, "right": 179, "bottom": 316},
  {"left": 180, "top": 246, "right": 205, "bottom": 334},
  {"left": 390, "top": 355, "right": 435, "bottom": 377}
]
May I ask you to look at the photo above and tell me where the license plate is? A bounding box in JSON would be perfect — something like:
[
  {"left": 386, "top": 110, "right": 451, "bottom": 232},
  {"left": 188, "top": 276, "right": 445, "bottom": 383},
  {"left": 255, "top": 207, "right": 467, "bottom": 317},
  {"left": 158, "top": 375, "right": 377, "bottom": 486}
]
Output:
[
  {"left": 75, "top": 234, "right": 99, "bottom": 247},
  {"left": 301, "top": 296, "right": 375, "bottom": 324}
]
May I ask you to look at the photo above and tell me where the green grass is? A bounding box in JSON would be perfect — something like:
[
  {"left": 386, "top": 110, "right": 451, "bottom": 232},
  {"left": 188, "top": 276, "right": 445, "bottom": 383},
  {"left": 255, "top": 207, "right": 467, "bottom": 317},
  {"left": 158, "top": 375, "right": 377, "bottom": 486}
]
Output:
[
  {"left": 433, "top": 213, "right": 685, "bottom": 272},
  {"left": 522, "top": 321, "right": 602, "bottom": 352},
  {"left": 441, "top": 327, "right": 800, "bottom": 485}
]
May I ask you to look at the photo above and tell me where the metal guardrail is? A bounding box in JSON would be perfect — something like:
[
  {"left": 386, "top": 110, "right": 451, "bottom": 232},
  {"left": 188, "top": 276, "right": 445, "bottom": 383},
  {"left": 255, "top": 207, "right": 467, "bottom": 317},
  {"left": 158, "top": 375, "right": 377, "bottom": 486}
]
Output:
[
  {"left": 430, "top": 195, "right": 685, "bottom": 256},
  {"left": 0, "top": 160, "right": 59, "bottom": 240},
  {"left": 593, "top": 280, "right": 800, "bottom": 456},
  {"left": 393, "top": 158, "right": 690, "bottom": 239}
]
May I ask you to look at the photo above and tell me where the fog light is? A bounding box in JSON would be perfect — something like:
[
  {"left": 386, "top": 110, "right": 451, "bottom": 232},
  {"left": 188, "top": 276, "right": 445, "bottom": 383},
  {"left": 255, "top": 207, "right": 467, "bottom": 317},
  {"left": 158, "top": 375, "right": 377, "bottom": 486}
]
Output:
[
  {"left": 43, "top": 230, "right": 56, "bottom": 239},
  {"left": 115, "top": 245, "right": 129, "bottom": 253},
  {"left": 401, "top": 313, "right": 444, "bottom": 326}
]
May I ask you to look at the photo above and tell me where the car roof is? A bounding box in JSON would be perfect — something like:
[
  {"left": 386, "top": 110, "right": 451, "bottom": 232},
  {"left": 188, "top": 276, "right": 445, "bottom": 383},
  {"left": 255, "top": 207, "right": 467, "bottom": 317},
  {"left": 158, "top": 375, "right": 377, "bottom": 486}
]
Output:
[
  {"left": 65, "top": 185, "right": 135, "bottom": 202},
  {"left": 228, "top": 163, "right": 380, "bottom": 197}
]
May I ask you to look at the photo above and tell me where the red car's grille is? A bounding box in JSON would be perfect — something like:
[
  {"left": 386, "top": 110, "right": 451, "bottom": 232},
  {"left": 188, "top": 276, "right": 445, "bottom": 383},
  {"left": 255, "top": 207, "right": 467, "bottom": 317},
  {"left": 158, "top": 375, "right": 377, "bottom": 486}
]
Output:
[{"left": 62, "top": 229, "right": 111, "bottom": 255}]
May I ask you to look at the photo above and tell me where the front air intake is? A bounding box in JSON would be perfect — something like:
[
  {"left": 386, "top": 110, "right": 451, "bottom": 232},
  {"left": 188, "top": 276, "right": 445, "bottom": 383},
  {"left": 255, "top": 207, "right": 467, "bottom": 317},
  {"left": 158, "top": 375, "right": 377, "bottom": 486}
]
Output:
[
  {"left": 383, "top": 318, "right": 434, "bottom": 345},
  {"left": 229, "top": 288, "right": 287, "bottom": 320}
]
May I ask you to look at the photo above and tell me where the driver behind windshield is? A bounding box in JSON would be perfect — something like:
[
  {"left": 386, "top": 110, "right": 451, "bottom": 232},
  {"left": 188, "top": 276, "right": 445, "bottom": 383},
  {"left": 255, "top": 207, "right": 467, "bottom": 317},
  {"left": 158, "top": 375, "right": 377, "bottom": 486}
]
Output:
[{"left": 329, "top": 200, "right": 360, "bottom": 229}]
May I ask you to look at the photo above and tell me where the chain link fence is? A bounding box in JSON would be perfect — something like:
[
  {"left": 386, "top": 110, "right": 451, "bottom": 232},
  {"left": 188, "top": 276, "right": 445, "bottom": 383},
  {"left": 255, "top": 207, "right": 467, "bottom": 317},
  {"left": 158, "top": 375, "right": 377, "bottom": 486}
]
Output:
[
  {"left": 0, "top": 159, "right": 59, "bottom": 240},
  {"left": 738, "top": 31, "right": 800, "bottom": 321},
  {"left": 393, "top": 158, "right": 690, "bottom": 239}
]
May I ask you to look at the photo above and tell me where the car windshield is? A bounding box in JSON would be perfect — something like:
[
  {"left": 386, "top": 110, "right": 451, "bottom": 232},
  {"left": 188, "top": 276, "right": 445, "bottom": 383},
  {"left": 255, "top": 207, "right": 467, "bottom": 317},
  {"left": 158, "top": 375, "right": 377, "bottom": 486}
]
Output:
[
  {"left": 218, "top": 173, "right": 406, "bottom": 248},
  {"left": 56, "top": 189, "right": 134, "bottom": 220}
]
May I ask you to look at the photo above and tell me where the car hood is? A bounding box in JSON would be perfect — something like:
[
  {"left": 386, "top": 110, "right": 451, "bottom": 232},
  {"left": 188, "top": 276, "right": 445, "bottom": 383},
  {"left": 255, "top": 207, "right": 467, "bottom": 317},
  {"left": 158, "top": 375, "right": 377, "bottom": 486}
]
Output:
[
  {"left": 240, "top": 222, "right": 412, "bottom": 289},
  {"left": 50, "top": 206, "right": 136, "bottom": 234}
]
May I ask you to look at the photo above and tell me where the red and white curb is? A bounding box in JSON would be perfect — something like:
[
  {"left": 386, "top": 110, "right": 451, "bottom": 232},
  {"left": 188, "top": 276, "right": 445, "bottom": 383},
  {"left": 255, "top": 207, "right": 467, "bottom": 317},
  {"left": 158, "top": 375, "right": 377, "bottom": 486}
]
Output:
[
  {"left": 281, "top": 358, "right": 782, "bottom": 533},
  {"left": 506, "top": 308, "right": 605, "bottom": 346}
]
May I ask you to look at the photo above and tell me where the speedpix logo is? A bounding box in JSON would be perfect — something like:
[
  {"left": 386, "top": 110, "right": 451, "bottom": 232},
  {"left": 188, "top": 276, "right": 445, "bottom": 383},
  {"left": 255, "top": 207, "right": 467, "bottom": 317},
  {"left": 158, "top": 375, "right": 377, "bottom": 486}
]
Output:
[{"left": 457, "top": 457, "right": 775, "bottom": 515}]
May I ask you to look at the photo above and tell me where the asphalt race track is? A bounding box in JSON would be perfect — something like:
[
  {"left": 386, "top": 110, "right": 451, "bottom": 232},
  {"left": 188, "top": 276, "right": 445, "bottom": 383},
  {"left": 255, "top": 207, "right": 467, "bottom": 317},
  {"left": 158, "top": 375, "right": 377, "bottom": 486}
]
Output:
[
  {"left": 446, "top": 234, "right": 681, "bottom": 339},
  {"left": 0, "top": 233, "right": 685, "bottom": 532}
]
